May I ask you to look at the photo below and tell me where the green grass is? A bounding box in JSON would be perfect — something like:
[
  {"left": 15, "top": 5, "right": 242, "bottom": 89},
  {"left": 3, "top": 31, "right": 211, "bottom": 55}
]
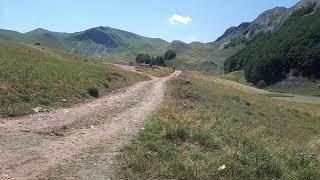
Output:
[
  {"left": 0, "top": 41, "right": 148, "bottom": 117},
  {"left": 116, "top": 72, "right": 320, "bottom": 179}
]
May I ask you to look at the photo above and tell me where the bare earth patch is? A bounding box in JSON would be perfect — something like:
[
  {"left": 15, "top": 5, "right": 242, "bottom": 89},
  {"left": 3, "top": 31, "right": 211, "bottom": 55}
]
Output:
[{"left": 0, "top": 70, "right": 180, "bottom": 179}]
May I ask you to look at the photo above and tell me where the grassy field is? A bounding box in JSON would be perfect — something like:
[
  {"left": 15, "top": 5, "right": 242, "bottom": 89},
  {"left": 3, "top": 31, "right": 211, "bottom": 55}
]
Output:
[
  {"left": 135, "top": 66, "right": 174, "bottom": 78},
  {"left": 116, "top": 72, "right": 320, "bottom": 179},
  {"left": 0, "top": 41, "right": 148, "bottom": 117}
]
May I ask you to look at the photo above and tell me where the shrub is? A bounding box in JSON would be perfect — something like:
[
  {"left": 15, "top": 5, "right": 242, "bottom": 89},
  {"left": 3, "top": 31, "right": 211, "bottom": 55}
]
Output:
[{"left": 87, "top": 87, "right": 100, "bottom": 98}]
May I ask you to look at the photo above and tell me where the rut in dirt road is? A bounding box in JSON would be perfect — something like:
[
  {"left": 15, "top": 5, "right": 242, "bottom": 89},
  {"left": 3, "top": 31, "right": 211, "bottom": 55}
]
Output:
[{"left": 0, "top": 71, "right": 181, "bottom": 180}]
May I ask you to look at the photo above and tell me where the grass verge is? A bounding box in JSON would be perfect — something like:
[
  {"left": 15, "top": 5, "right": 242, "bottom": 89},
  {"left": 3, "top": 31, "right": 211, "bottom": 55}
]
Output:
[
  {"left": 0, "top": 42, "right": 148, "bottom": 117},
  {"left": 116, "top": 72, "right": 320, "bottom": 179}
]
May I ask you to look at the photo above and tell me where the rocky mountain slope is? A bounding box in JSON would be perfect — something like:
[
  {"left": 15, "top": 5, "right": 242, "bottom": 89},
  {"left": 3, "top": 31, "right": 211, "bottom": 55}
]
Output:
[
  {"left": 224, "top": 0, "right": 320, "bottom": 86},
  {"left": 217, "top": 0, "right": 320, "bottom": 48}
]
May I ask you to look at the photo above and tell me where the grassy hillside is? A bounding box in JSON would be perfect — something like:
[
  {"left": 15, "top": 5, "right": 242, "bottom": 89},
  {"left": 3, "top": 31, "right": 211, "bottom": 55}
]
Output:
[
  {"left": 0, "top": 41, "right": 148, "bottom": 117},
  {"left": 167, "top": 41, "right": 241, "bottom": 74},
  {"left": 224, "top": 4, "right": 320, "bottom": 85},
  {"left": 116, "top": 72, "right": 320, "bottom": 179}
]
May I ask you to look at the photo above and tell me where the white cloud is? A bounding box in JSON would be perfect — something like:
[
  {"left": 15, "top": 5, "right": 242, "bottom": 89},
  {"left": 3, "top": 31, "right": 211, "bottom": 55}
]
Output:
[{"left": 169, "top": 14, "right": 192, "bottom": 25}]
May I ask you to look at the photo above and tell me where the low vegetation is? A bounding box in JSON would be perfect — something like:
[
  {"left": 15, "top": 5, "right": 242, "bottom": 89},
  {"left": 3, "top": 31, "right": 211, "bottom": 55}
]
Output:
[
  {"left": 117, "top": 72, "right": 320, "bottom": 179},
  {"left": 0, "top": 42, "right": 148, "bottom": 117},
  {"left": 224, "top": 4, "right": 320, "bottom": 85}
]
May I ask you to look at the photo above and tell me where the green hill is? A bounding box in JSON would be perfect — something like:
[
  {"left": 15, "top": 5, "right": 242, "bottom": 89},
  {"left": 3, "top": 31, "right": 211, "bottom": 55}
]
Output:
[
  {"left": 0, "top": 41, "right": 148, "bottom": 117},
  {"left": 167, "top": 41, "right": 241, "bottom": 74},
  {"left": 0, "top": 27, "right": 169, "bottom": 63},
  {"left": 224, "top": 2, "right": 320, "bottom": 85},
  {"left": 0, "top": 27, "right": 240, "bottom": 74}
]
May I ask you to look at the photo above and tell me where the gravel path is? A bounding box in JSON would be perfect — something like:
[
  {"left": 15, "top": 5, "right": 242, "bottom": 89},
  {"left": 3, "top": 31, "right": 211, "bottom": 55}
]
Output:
[{"left": 0, "top": 68, "right": 181, "bottom": 179}]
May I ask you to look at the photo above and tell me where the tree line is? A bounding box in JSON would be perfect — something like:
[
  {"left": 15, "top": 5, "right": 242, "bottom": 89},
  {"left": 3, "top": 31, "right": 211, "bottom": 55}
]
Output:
[{"left": 135, "top": 50, "right": 176, "bottom": 66}]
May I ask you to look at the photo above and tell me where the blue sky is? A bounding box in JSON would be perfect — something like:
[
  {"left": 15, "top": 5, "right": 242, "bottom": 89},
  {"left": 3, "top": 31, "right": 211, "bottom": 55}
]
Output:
[{"left": 0, "top": 0, "right": 299, "bottom": 43}]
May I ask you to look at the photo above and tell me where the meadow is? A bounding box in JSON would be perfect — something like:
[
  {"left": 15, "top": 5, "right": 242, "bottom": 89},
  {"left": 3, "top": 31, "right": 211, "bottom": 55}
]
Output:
[{"left": 117, "top": 72, "right": 320, "bottom": 179}]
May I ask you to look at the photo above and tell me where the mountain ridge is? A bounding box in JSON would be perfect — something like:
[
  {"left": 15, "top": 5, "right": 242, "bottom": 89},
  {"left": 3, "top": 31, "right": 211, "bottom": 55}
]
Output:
[{"left": 0, "top": 26, "right": 170, "bottom": 60}]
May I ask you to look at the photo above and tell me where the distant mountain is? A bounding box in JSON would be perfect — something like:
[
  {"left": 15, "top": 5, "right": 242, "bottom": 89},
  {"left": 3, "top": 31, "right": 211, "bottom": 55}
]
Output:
[
  {"left": 217, "top": 0, "right": 320, "bottom": 47},
  {"left": 0, "top": 26, "right": 169, "bottom": 61},
  {"left": 216, "top": 7, "right": 290, "bottom": 47},
  {"left": 168, "top": 1, "right": 319, "bottom": 73}
]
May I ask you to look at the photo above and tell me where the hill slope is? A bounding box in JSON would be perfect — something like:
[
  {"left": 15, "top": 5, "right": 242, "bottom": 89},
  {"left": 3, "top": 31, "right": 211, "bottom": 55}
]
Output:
[{"left": 0, "top": 41, "right": 148, "bottom": 117}]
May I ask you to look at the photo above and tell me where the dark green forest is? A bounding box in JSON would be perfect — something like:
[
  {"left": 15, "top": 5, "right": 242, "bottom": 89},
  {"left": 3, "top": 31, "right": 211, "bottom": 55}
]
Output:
[{"left": 224, "top": 4, "right": 320, "bottom": 85}]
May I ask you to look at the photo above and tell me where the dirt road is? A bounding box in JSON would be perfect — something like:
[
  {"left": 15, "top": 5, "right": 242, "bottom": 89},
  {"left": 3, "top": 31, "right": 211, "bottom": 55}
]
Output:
[{"left": 0, "top": 69, "right": 181, "bottom": 179}]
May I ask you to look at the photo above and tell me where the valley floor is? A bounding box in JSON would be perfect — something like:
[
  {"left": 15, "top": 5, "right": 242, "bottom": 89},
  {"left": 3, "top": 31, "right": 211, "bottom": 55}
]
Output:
[{"left": 0, "top": 70, "right": 180, "bottom": 179}]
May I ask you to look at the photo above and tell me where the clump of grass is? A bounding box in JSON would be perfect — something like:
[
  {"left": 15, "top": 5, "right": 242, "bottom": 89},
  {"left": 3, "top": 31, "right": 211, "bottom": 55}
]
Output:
[{"left": 116, "top": 72, "right": 320, "bottom": 179}]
